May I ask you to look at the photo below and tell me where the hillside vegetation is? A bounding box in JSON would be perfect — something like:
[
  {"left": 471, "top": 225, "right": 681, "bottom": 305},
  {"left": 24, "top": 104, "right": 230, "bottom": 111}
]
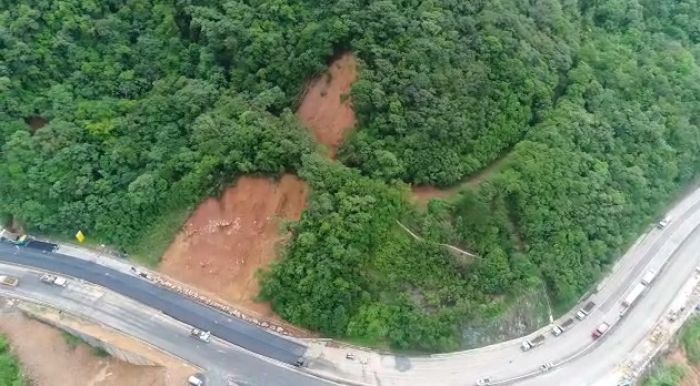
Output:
[
  {"left": 0, "top": 336, "right": 26, "bottom": 386},
  {"left": 2, "top": 0, "right": 700, "bottom": 350}
]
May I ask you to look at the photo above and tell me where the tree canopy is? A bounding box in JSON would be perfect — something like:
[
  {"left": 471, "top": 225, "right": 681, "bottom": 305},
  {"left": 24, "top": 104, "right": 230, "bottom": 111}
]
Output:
[{"left": 3, "top": 0, "right": 700, "bottom": 350}]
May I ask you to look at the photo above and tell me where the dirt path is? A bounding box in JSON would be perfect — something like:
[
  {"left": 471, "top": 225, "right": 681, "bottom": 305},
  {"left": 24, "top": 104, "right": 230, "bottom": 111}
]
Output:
[
  {"left": 160, "top": 174, "right": 308, "bottom": 320},
  {"left": 0, "top": 311, "right": 177, "bottom": 386},
  {"left": 297, "top": 53, "right": 358, "bottom": 158},
  {"left": 411, "top": 152, "right": 513, "bottom": 206}
]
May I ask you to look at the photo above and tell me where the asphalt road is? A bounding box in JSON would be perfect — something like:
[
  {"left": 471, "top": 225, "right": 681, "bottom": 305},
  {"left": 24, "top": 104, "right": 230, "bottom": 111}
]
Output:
[
  {"left": 0, "top": 242, "right": 306, "bottom": 366},
  {"left": 0, "top": 263, "right": 333, "bottom": 386}
]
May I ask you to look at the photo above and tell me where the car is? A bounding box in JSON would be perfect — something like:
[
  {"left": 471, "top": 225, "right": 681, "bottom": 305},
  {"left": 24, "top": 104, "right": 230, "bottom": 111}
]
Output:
[
  {"left": 294, "top": 357, "right": 305, "bottom": 367},
  {"left": 190, "top": 328, "right": 211, "bottom": 343},
  {"left": 540, "top": 362, "right": 554, "bottom": 372},
  {"left": 345, "top": 352, "right": 355, "bottom": 360},
  {"left": 188, "top": 373, "right": 206, "bottom": 386},
  {"left": 657, "top": 216, "right": 671, "bottom": 229},
  {"left": 475, "top": 377, "right": 491, "bottom": 386}
]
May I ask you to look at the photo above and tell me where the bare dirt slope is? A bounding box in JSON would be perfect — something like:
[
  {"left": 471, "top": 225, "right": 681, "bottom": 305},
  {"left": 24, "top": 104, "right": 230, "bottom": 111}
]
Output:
[
  {"left": 160, "top": 174, "right": 308, "bottom": 318},
  {"left": 297, "top": 53, "right": 358, "bottom": 157},
  {"left": 0, "top": 312, "right": 170, "bottom": 386}
]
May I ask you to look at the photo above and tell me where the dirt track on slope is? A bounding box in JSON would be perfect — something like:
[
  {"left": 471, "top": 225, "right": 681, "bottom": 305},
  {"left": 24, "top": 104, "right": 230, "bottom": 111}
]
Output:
[
  {"left": 297, "top": 53, "right": 358, "bottom": 158},
  {"left": 160, "top": 175, "right": 308, "bottom": 319}
]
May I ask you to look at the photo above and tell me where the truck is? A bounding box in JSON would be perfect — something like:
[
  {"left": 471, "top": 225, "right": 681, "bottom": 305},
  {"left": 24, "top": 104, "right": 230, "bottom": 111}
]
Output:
[
  {"left": 592, "top": 322, "right": 610, "bottom": 339},
  {"left": 641, "top": 270, "right": 658, "bottom": 286},
  {"left": 620, "top": 283, "right": 646, "bottom": 316},
  {"left": 40, "top": 274, "right": 67, "bottom": 287},
  {"left": 551, "top": 317, "right": 575, "bottom": 336},
  {"left": 576, "top": 301, "right": 596, "bottom": 320},
  {"left": 0, "top": 275, "right": 19, "bottom": 287},
  {"left": 521, "top": 334, "right": 546, "bottom": 351}
]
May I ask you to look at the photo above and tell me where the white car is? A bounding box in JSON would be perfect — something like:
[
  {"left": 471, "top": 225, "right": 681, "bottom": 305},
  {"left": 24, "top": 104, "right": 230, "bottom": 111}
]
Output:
[
  {"left": 657, "top": 216, "right": 671, "bottom": 229},
  {"left": 190, "top": 328, "right": 211, "bottom": 343},
  {"left": 476, "top": 377, "right": 491, "bottom": 386}
]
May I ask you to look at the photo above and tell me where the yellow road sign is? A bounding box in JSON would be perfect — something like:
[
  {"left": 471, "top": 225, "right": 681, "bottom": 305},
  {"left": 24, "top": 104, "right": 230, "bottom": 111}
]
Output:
[{"left": 75, "top": 230, "right": 86, "bottom": 243}]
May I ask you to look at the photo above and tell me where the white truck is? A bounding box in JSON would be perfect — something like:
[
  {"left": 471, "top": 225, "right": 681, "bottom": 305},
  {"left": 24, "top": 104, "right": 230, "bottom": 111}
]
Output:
[
  {"left": 552, "top": 317, "right": 575, "bottom": 336},
  {"left": 576, "top": 301, "right": 596, "bottom": 320},
  {"left": 521, "top": 334, "right": 546, "bottom": 351},
  {"left": 40, "top": 274, "right": 67, "bottom": 287},
  {"left": 0, "top": 275, "right": 19, "bottom": 287},
  {"left": 641, "top": 270, "right": 658, "bottom": 286},
  {"left": 620, "top": 282, "right": 646, "bottom": 315}
]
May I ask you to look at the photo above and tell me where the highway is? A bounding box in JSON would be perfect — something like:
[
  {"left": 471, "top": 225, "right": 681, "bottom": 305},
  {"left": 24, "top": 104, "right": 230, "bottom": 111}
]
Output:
[
  {"left": 0, "top": 242, "right": 306, "bottom": 365},
  {"left": 4, "top": 187, "right": 700, "bottom": 386},
  {"left": 0, "top": 263, "right": 333, "bottom": 386}
]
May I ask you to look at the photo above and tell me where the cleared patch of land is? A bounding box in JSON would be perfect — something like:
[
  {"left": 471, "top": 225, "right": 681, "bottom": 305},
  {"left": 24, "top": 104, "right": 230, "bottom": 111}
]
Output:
[
  {"left": 160, "top": 174, "right": 308, "bottom": 319},
  {"left": 297, "top": 53, "right": 358, "bottom": 158}
]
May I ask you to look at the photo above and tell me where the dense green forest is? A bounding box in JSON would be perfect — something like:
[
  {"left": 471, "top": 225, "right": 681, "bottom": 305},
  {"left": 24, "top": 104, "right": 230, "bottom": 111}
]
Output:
[
  {"left": 2, "top": 0, "right": 700, "bottom": 350},
  {"left": 0, "top": 336, "right": 26, "bottom": 386}
]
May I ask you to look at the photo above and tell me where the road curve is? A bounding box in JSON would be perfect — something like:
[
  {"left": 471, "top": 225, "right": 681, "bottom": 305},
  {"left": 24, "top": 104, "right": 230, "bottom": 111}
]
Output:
[{"left": 0, "top": 242, "right": 306, "bottom": 366}]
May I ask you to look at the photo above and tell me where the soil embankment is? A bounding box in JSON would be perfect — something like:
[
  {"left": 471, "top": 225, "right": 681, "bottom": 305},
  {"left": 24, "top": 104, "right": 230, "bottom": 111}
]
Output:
[
  {"left": 0, "top": 310, "right": 177, "bottom": 386},
  {"left": 297, "top": 53, "right": 358, "bottom": 158},
  {"left": 160, "top": 175, "right": 308, "bottom": 318}
]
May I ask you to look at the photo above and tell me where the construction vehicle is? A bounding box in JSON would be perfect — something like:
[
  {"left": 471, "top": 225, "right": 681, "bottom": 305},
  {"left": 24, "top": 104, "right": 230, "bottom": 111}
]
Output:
[
  {"left": 0, "top": 228, "right": 57, "bottom": 252},
  {"left": 0, "top": 275, "right": 19, "bottom": 287},
  {"left": 576, "top": 301, "right": 596, "bottom": 320},
  {"left": 521, "top": 334, "right": 546, "bottom": 351},
  {"left": 40, "top": 274, "right": 67, "bottom": 287},
  {"left": 592, "top": 322, "right": 610, "bottom": 339},
  {"left": 641, "top": 270, "right": 658, "bottom": 286},
  {"left": 0, "top": 229, "right": 27, "bottom": 245},
  {"left": 189, "top": 328, "right": 211, "bottom": 343}
]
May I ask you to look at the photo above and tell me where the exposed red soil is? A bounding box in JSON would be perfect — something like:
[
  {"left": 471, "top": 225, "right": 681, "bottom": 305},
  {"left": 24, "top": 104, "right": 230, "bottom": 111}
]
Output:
[
  {"left": 297, "top": 53, "right": 358, "bottom": 158},
  {"left": 0, "top": 312, "right": 174, "bottom": 386},
  {"left": 160, "top": 174, "right": 308, "bottom": 320}
]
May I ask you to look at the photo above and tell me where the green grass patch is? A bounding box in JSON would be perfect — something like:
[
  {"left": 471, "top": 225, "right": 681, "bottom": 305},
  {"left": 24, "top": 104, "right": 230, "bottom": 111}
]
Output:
[
  {"left": 92, "top": 346, "right": 111, "bottom": 358},
  {"left": 642, "top": 363, "right": 687, "bottom": 386},
  {"left": 681, "top": 316, "right": 700, "bottom": 364},
  {"left": 0, "top": 335, "right": 27, "bottom": 386},
  {"left": 125, "top": 205, "right": 192, "bottom": 267},
  {"left": 62, "top": 331, "right": 83, "bottom": 349}
]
